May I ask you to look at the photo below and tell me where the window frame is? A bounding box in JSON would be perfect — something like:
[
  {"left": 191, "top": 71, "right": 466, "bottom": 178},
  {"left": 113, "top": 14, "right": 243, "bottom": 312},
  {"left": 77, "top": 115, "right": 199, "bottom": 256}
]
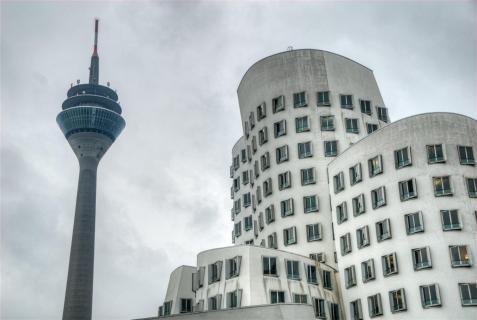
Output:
[
  {"left": 412, "top": 246, "right": 432, "bottom": 270},
  {"left": 317, "top": 91, "right": 331, "bottom": 106},
  {"left": 324, "top": 140, "right": 338, "bottom": 157},
  {"left": 389, "top": 288, "right": 407, "bottom": 313},
  {"left": 295, "top": 115, "right": 310, "bottom": 133},
  {"left": 320, "top": 115, "right": 335, "bottom": 131},
  {"left": 458, "top": 145, "right": 475, "bottom": 165},
  {"left": 394, "top": 146, "right": 412, "bottom": 169},
  {"left": 272, "top": 95, "right": 285, "bottom": 113},
  {"left": 382, "top": 252, "right": 398, "bottom": 276},
  {"left": 405, "top": 211, "right": 424, "bottom": 234},
  {"left": 340, "top": 94, "right": 353, "bottom": 109},
  {"left": 440, "top": 209, "right": 462, "bottom": 231}
]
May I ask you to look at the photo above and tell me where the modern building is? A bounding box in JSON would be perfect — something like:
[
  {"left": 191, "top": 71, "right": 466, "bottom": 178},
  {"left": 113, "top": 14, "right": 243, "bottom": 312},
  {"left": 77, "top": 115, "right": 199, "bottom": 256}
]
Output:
[
  {"left": 137, "top": 49, "right": 476, "bottom": 320},
  {"left": 57, "top": 20, "right": 125, "bottom": 320}
]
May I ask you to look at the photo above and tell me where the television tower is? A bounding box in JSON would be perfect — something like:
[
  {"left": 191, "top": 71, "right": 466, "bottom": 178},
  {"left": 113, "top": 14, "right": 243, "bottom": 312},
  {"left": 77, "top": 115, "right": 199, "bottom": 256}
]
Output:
[{"left": 57, "top": 19, "right": 125, "bottom": 320}]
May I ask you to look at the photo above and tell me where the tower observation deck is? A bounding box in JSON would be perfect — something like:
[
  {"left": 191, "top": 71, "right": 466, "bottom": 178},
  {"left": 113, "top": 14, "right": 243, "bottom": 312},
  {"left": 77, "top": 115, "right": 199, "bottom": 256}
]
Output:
[{"left": 57, "top": 19, "right": 125, "bottom": 320}]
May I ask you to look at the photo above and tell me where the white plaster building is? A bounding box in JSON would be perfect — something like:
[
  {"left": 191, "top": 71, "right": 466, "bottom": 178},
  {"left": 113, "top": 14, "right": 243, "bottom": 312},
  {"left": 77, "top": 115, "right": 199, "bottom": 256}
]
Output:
[{"left": 136, "top": 50, "right": 476, "bottom": 320}]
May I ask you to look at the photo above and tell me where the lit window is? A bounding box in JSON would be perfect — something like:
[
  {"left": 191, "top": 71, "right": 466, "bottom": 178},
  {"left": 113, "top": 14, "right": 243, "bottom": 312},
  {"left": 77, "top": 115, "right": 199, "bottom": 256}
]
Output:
[
  {"left": 467, "top": 178, "right": 477, "bottom": 198},
  {"left": 399, "top": 178, "right": 417, "bottom": 201},
  {"left": 352, "top": 194, "right": 366, "bottom": 216},
  {"left": 317, "top": 91, "right": 330, "bottom": 106},
  {"left": 349, "top": 163, "right": 362, "bottom": 185},
  {"left": 278, "top": 171, "right": 291, "bottom": 190},
  {"left": 293, "top": 91, "right": 307, "bottom": 108},
  {"left": 293, "top": 294, "right": 308, "bottom": 304},
  {"left": 459, "top": 283, "right": 477, "bottom": 306},
  {"left": 412, "top": 247, "right": 432, "bottom": 270},
  {"left": 333, "top": 171, "right": 345, "bottom": 193},
  {"left": 265, "top": 205, "right": 275, "bottom": 224},
  {"left": 276, "top": 145, "right": 289, "bottom": 164},
  {"left": 301, "top": 168, "right": 316, "bottom": 185},
  {"left": 449, "top": 245, "right": 471, "bottom": 267},
  {"left": 313, "top": 298, "right": 326, "bottom": 319},
  {"left": 340, "top": 233, "right": 352, "bottom": 256},
  {"left": 376, "top": 219, "right": 391, "bottom": 242},
  {"left": 263, "top": 177, "right": 272, "bottom": 197},
  {"left": 371, "top": 186, "right": 386, "bottom": 209},
  {"left": 295, "top": 115, "right": 310, "bottom": 133},
  {"left": 345, "top": 118, "right": 359, "bottom": 134},
  {"left": 322, "top": 270, "right": 332, "bottom": 290},
  {"left": 260, "top": 152, "right": 271, "bottom": 171},
  {"left": 360, "top": 99, "right": 372, "bottom": 115},
  {"left": 270, "top": 290, "right": 285, "bottom": 304},
  {"left": 367, "top": 123, "right": 378, "bottom": 134},
  {"left": 303, "top": 195, "right": 319, "bottom": 213},
  {"left": 376, "top": 106, "right": 389, "bottom": 123},
  {"left": 257, "top": 102, "right": 266, "bottom": 121},
  {"left": 394, "top": 146, "right": 412, "bottom": 168},
  {"left": 267, "top": 232, "right": 277, "bottom": 249},
  {"left": 356, "top": 225, "right": 370, "bottom": 248},
  {"left": 324, "top": 140, "right": 338, "bottom": 157},
  {"left": 244, "top": 215, "right": 252, "bottom": 231},
  {"left": 263, "top": 256, "right": 277, "bottom": 276},
  {"left": 340, "top": 94, "right": 353, "bottom": 109},
  {"left": 320, "top": 115, "right": 335, "bottom": 131},
  {"left": 361, "top": 259, "right": 375, "bottom": 283},
  {"left": 344, "top": 265, "right": 356, "bottom": 288},
  {"left": 458, "top": 146, "right": 475, "bottom": 165},
  {"left": 404, "top": 211, "right": 424, "bottom": 234},
  {"left": 382, "top": 252, "right": 398, "bottom": 276},
  {"left": 298, "top": 141, "right": 313, "bottom": 158},
  {"left": 350, "top": 299, "right": 363, "bottom": 320},
  {"left": 307, "top": 223, "right": 322, "bottom": 241},
  {"left": 281, "top": 198, "right": 294, "bottom": 217},
  {"left": 273, "top": 119, "right": 286, "bottom": 137},
  {"left": 367, "top": 294, "right": 382, "bottom": 317},
  {"left": 440, "top": 209, "right": 461, "bottom": 231},
  {"left": 258, "top": 127, "right": 268, "bottom": 145},
  {"left": 368, "top": 155, "right": 383, "bottom": 177},
  {"left": 336, "top": 201, "right": 348, "bottom": 224},
  {"left": 283, "top": 226, "right": 297, "bottom": 246},
  {"left": 433, "top": 176, "right": 452, "bottom": 196},
  {"left": 389, "top": 288, "right": 407, "bottom": 313},
  {"left": 180, "top": 298, "right": 192, "bottom": 313},
  {"left": 272, "top": 95, "right": 285, "bottom": 113},
  {"left": 286, "top": 260, "right": 300, "bottom": 279},
  {"left": 427, "top": 144, "right": 445, "bottom": 163}
]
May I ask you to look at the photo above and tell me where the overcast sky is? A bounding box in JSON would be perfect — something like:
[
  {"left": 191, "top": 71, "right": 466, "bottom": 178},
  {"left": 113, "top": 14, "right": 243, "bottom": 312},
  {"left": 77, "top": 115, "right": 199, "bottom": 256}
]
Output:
[{"left": 1, "top": 1, "right": 475, "bottom": 319}]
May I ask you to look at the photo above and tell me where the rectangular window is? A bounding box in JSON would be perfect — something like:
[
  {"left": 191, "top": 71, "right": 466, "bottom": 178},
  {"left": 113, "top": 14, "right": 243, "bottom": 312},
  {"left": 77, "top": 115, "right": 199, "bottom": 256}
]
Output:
[
  {"left": 258, "top": 211, "right": 264, "bottom": 230},
  {"left": 233, "top": 155, "right": 240, "bottom": 170},
  {"left": 252, "top": 136, "right": 257, "bottom": 154},
  {"left": 295, "top": 116, "right": 310, "bottom": 133},
  {"left": 322, "top": 270, "right": 332, "bottom": 290},
  {"left": 394, "top": 147, "right": 412, "bottom": 168},
  {"left": 336, "top": 201, "right": 348, "bottom": 224},
  {"left": 303, "top": 195, "right": 319, "bottom": 213},
  {"left": 180, "top": 298, "right": 192, "bottom": 313},
  {"left": 367, "top": 294, "right": 383, "bottom": 317},
  {"left": 272, "top": 95, "right": 285, "bottom": 113},
  {"left": 242, "top": 171, "right": 249, "bottom": 185},
  {"left": 344, "top": 265, "right": 357, "bottom": 288},
  {"left": 361, "top": 259, "right": 375, "bottom": 283},
  {"left": 376, "top": 106, "right": 389, "bottom": 123},
  {"left": 467, "top": 178, "right": 477, "bottom": 197},
  {"left": 345, "top": 118, "right": 359, "bottom": 134},
  {"left": 333, "top": 171, "right": 345, "bottom": 193},
  {"left": 310, "top": 252, "right": 326, "bottom": 263},
  {"left": 254, "top": 160, "right": 260, "bottom": 178},
  {"left": 301, "top": 168, "right": 316, "bottom": 185},
  {"left": 293, "top": 294, "right": 308, "bottom": 304},
  {"left": 234, "top": 221, "right": 241, "bottom": 237},
  {"left": 267, "top": 232, "right": 277, "bottom": 249},
  {"left": 283, "top": 226, "right": 297, "bottom": 246},
  {"left": 265, "top": 205, "right": 275, "bottom": 224},
  {"left": 270, "top": 290, "right": 285, "bottom": 304},
  {"left": 458, "top": 145, "right": 475, "bottom": 165},
  {"left": 233, "top": 177, "right": 240, "bottom": 192},
  {"left": 278, "top": 171, "right": 291, "bottom": 190},
  {"left": 349, "top": 163, "right": 362, "bottom": 185},
  {"left": 263, "top": 178, "right": 272, "bottom": 197},
  {"left": 399, "top": 178, "right": 417, "bottom": 201},
  {"left": 260, "top": 152, "right": 270, "bottom": 171},
  {"left": 367, "top": 123, "right": 378, "bottom": 134},
  {"left": 241, "top": 149, "right": 247, "bottom": 163},
  {"left": 257, "top": 102, "right": 266, "bottom": 120},
  {"left": 317, "top": 91, "right": 330, "bottom": 106},
  {"left": 356, "top": 225, "right": 370, "bottom": 248},
  {"left": 405, "top": 211, "right": 424, "bottom": 234},
  {"left": 427, "top": 144, "right": 445, "bottom": 163},
  {"left": 371, "top": 186, "right": 386, "bottom": 209},
  {"left": 256, "top": 186, "right": 262, "bottom": 204},
  {"left": 340, "top": 94, "right": 353, "bottom": 109},
  {"left": 258, "top": 127, "right": 268, "bottom": 145},
  {"left": 360, "top": 99, "right": 372, "bottom": 115},
  {"left": 389, "top": 288, "right": 407, "bottom": 313},
  {"left": 276, "top": 145, "right": 289, "bottom": 164},
  {"left": 350, "top": 299, "right": 363, "bottom": 320},
  {"left": 306, "top": 264, "right": 318, "bottom": 284},
  {"left": 368, "top": 155, "right": 383, "bottom": 177},
  {"left": 163, "top": 301, "right": 172, "bottom": 316},
  {"left": 226, "top": 256, "right": 242, "bottom": 279},
  {"left": 441, "top": 209, "right": 461, "bottom": 231},
  {"left": 208, "top": 260, "right": 222, "bottom": 284},
  {"left": 324, "top": 140, "right": 338, "bottom": 157},
  {"left": 208, "top": 296, "right": 219, "bottom": 311},
  {"left": 281, "top": 198, "right": 294, "bottom": 217},
  {"left": 376, "top": 218, "right": 391, "bottom": 241},
  {"left": 352, "top": 194, "right": 366, "bottom": 216},
  {"left": 433, "top": 176, "right": 452, "bottom": 196},
  {"left": 313, "top": 298, "right": 326, "bottom": 318},
  {"left": 450, "top": 245, "right": 471, "bottom": 267},
  {"left": 329, "top": 302, "right": 340, "bottom": 320},
  {"left": 340, "top": 233, "right": 352, "bottom": 256},
  {"left": 263, "top": 256, "right": 277, "bottom": 276},
  {"left": 286, "top": 260, "right": 300, "bottom": 280},
  {"left": 249, "top": 112, "right": 255, "bottom": 129},
  {"left": 382, "top": 252, "right": 398, "bottom": 276},
  {"left": 320, "top": 115, "right": 335, "bottom": 131},
  {"left": 298, "top": 141, "right": 313, "bottom": 158},
  {"left": 273, "top": 119, "right": 287, "bottom": 137},
  {"left": 243, "top": 193, "right": 251, "bottom": 207},
  {"left": 459, "top": 283, "right": 477, "bottom": 306},
  {"left": 412, "top": 247, "right": 432, "bottom": 270},
  {"left": 293, "top": 91, "right": 307, "bottom": 108},
  {"left": 244, "top": 215, "right": 252, "bottom": 231},
  {"left": 307, "top": 223, "right": 322, "bottom": 241},
  {"left": 226, "top": 289, "right": 241, "bottom": 309}
]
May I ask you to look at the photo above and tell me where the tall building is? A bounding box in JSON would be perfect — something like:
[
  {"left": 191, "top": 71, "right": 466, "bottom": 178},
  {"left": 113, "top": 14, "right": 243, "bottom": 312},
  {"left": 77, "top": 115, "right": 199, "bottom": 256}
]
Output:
[
  {"left": 136, "top": 50, "right": 476, "bottom": 320},
  {"left": 57, "top": 20, "right": 125, "bottom": 320}
]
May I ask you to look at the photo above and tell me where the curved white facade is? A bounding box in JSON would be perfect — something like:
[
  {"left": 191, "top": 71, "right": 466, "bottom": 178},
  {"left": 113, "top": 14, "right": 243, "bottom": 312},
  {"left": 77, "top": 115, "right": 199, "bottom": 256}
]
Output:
[
  {"left": 328, "top": 113, "right": 477, "bottom": 319},
  {"left": 231, "top": 49, "right": 389, "bottom": 267}
]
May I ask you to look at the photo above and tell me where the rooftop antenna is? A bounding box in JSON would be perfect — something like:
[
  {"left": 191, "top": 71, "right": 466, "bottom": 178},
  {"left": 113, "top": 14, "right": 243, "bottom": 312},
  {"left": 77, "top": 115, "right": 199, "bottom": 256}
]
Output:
[{"left": 88, "top": 18, "right": 100, "bottom": 85}]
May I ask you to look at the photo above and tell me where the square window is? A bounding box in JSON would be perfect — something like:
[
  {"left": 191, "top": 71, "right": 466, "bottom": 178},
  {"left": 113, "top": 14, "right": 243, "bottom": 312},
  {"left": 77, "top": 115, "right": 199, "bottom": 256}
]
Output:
[
  {"left": 433, "top": 176, "right": 452, "bottom": 196},
  {"left": 333, "top": 172, "right": 345, "bottom": 193},
  {"left": 367, "top": 123, "right": 378, "bottom": 134},
  {"left": 352, "top": 194, "right": 366, "bottom": 216},
  {"left": 361, "top": 259, "right": 375, "bottom": 283},
  {"left": 324, "top": 140, "right": 338, "bottom": 157},
  {"left": 376, "top": 218, "right": 391, "bottom": 242},
  {"left": 274, "top": 120, "right": 287, "bottom": 137},
  {"left": 394, "top": 146, "right": 412, "bottom": 168},
  {"left": 459, "top": 283, "right": 477, "bottom": 306},
  {"left": 304, "top": 195, "right": 319, "bottom": 213},
  {"left": 226, "top": 256, "right": 241, "bottom": 279},
  {"left": 295, "top": 116, "right": 310, "bottom": 133},
  {"left": 180, "top": 298, "right": 192, "bottom": 313},
  {"left": 278, "top": 171, "right": 291, "bottom": 190},
  {"left": 317, "top": 91, "right": 330, "bottom": 106},
  {"left": 368, "top": 155, "right": 383, "bottom": 177},
  {"left": 450, "top": 245, "right": 472, "bottom": 267},
  {"left": 458, "top": 145, "right": 475, "bottom": 165},
  {"left": 293, "top": 293, "right": 308, "bottom": 304},
  {"left": 320, "top": 115, "right": 335, "bottom": 131},
  {"left": 376, "top": 106, "right": 389, "bottom": 123},
  {"left": 441, "top": 209, "right": 461, "bottom": 231},
  {"left": 360, "top": 100, "right": 372, "bottom": 115},
  {"left": 399, "top": 178, "right": 418, "bottom": 201},
  {"left": 382, "top": 252, "right": 398, "bottom": 276},
  {"left": 405, "top": 211, "right": 424, "bottom": 234},
  {"left": 272, "top": 95, "right": 285, "bottom": 113},
  {"left": 340, "top": 94, "right": 353, "bottom": 109},
  {"left": 427, "top": 144, "right": 446, "bottom": 164},
  {"left": 371, "top": 186, "right": 386, "bottom": 209},
  {"left": 281, "top": 198, "right": 294, "bottom": 217},
  {"left": 301, "top": 168, "right": 316, "bottom": 185},
  {"left": 270, "top": 290, "right": 285, "bottom": 304},
  {"left": 276, "top": 145, "right": 289, "bottom": 164},
  {"left": 283, "top": 227, "right": 297, "bottom": 246},
  {"left": 263, "top": 256, "right": 278, "bottom": 276},
  {"left": 356, "top": 225, "right": 370, "bottom": 248},
  {"left": 345, "top": 118, "right": 359, "bottom": 134},
  {"left": 298, "top": 141, "right": 313, "bottom": 159},
  {"left": 307, "top": 223, "right": 322, "bottom": 241},
  {"left": 412, "top": 247, "right": 432, "bottom": 270},
  {"left": 286, "top": 260, "right": 300, "bottom": 279},
  {"left": 389, "top": 288, "right": 407, "bottom": 313},
  {"left": 293, "top": 91, "right": 307, "bottom": 108},
  {"left": 310, "top": 253, "right": 326, "bottom": 263},
  {"left": 349, "top": 163, "right": 362, "bottom": 185}
]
